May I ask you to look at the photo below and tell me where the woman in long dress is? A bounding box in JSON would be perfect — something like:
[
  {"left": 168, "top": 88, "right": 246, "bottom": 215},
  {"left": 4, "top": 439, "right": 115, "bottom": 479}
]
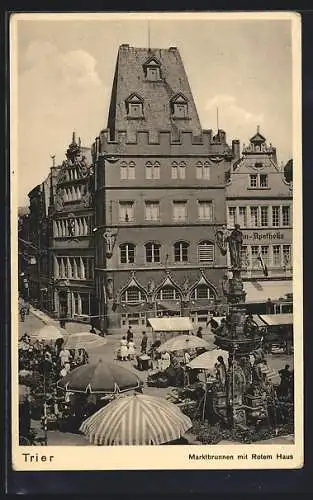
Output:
[
  {"left": 127, "top": 340, "right": 136, "bottom": 361},
  {"left": 120, "top": 336, "right": 128, "bottom": 361}
]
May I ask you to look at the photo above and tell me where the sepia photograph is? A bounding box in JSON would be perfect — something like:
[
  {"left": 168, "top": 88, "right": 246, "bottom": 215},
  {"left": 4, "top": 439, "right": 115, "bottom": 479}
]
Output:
[{"left": 11, "top": 12, "right": 302, "bottom": 470}]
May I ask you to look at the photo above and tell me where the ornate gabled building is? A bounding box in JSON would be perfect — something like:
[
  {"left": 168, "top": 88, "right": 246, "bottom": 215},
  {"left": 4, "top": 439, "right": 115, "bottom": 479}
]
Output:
[
  {"left": 49, "top": 133, "right": 96, "bottom": 323},
  {"left": 226, "top": 128, "right": 293, "bottom": 313},
  {"left": 93, "top": 44, "right": 237, "bottom": 333}
]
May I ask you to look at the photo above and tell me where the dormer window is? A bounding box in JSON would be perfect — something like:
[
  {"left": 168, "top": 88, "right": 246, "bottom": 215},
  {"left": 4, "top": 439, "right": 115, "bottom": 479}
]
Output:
[
  {"left": 125, "top": 93, "right": 144, "bottom": 119},
  {"left": 170, "top": 93, "right": 189, "bottom": 119},
  {"left": 143, "top": 57, "right": 161, "bottom": 81}
]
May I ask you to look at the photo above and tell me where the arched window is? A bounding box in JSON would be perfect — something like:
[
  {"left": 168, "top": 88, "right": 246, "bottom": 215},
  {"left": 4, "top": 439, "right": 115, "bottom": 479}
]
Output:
[
  {"left": 179, "top": 162, "right": 186, "bottom": 179},
  {"left": 198, "top": 241, "right": 214, "bottom": 262},
  {"left": 145, "top": 242, "right": 161, "bottom": 263},
  {"left": 191, "top": 284, "right": 216, "bottom": 300},
  {"left": 174, "top": 241, "right": 189, "bottom": 262},
  {"left": 121, "top": 286, "right": 144, "bottom": 303},
  {"left": 145, "top": 161, "right": 153, "bottom": 179},
  {"left": 203, "top": 161, "right": 210, "bottom": 180},
  {"left": 196, "top": 161, "right": 203, "bottom": 179},
  {"left": 157, "top": 286, "right": 181, "bottom": 301},
  {"left": 119, "top": 243, "right": 135, "bottom": 264},
  {"left": 171, "top": 161, "right": 178, "bottom": 179},
  {"left": 128, "top": 161, "right": 136, "bottom": 180}
]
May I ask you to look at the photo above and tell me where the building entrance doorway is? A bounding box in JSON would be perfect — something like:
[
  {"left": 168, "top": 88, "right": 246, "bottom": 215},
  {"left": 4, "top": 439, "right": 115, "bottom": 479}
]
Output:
[{"left": 58, "top": 291, "right": 68, "bottom": 319}]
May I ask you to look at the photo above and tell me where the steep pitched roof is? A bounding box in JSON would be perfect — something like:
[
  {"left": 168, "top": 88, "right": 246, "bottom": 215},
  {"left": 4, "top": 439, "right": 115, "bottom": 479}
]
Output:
[{"left": 107, "top": 45, "right": 202, "bottom": 139}]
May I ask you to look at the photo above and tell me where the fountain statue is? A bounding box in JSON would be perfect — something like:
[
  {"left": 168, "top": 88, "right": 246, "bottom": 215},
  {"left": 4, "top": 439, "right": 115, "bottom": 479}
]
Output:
[{"left": 213, "top": 225, "right": 268, "bottom": 428}]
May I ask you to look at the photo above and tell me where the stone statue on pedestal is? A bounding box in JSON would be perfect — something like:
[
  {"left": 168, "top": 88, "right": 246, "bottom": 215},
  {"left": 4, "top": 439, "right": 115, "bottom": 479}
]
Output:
[{"left": 228, "top": 224, "right": 243, "bottom": 270}]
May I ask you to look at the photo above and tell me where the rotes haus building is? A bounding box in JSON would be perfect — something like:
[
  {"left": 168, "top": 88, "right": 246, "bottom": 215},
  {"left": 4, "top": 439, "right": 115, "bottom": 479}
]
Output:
[{"left": 92, "top": 44, "right": 238, "bottom": 333}]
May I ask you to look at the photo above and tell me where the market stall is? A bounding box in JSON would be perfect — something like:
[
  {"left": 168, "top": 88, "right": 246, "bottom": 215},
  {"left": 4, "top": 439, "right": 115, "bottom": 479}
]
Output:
[{"left": 148, "top": 317, "right": 194, "bottom": 344}]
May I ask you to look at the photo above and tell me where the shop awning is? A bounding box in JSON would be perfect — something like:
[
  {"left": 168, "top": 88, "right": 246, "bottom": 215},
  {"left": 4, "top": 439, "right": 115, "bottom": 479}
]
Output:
[
  {"left": 244, "top": 280, "right": 292, "bottom": 303},
  {"left": 258, "top": 314, "right": 293, "bottom": 326},
  {"left": 148, "top": 317, "right": 193, "bottom": 332}
]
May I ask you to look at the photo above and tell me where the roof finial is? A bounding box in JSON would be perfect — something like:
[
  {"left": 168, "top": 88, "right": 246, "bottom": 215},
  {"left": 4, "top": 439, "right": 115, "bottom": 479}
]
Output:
[
  {"left": 216, "top": 106, "right": 219, "bottom": 131},
  {"left": 257, "top": 125, "right": 260, "bottom": 134},
  {"left": 72, "top": 131, "right": 76, "bottom": 144},
  {"left": 50, "top": 154, "right": 56, "bottom": 168}
]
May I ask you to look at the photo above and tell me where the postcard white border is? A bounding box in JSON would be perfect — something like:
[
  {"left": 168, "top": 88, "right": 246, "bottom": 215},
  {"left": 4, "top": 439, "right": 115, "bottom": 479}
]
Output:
[{"left": 10, "top": 11, "right": 303, "bottom": 471}]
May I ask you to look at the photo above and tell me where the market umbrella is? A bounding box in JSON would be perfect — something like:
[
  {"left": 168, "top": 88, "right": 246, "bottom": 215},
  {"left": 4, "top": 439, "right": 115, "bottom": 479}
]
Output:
[
  {"left": 157, "top": 335, "right": 211, "bottom": 353},
  {"left": 57, "top": 359, "right": 142, "bottom": 394},
  {"left": 63, "top": 332, "right": 107, "bottom": 351},
  {"left": 31, "top": 325, "right": 66, "bottom": 342},
  {"left": 187, "top": 349, "right": 229, "bottom": 371},
  {"left": 79, "top": 393, "right": 192, "bottom": 445},
  {"left": 260, "top": 363, "right": 278, "bottom": 381}
]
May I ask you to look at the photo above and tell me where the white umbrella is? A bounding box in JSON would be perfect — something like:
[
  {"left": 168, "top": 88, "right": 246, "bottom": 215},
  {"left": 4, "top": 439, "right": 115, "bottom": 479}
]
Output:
[
  {"left": 79, "top": 393, "right": 192, "bottom": 445},
  {"left": 157, "top": 335, "right": 211, "bottom": 353},
  {"left": 64, "top": 332, "right": 107, "bottom": 351},
  {"left": 187, "top": 349, "right": 229, "bottom": 371},
  {"left": 31, "top": 325, "right": 66, "bottom": 342}
]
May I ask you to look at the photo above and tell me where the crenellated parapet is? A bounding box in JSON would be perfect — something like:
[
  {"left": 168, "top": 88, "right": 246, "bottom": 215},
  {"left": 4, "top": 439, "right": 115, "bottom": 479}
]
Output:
[{"left": 94, "top": 128, "right": 234, "bottom": 158}]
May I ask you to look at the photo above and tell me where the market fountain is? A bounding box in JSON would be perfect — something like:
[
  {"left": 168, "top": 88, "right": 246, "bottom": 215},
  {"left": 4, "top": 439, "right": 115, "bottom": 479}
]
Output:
[{"left": 213, "top": 224, "right": 269, "bottom": 428}]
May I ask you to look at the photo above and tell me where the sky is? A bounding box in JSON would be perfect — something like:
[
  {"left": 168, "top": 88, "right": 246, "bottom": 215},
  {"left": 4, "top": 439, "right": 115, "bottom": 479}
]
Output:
[{"left": 13, "top": 14, "right": 294, "bottom": 206}]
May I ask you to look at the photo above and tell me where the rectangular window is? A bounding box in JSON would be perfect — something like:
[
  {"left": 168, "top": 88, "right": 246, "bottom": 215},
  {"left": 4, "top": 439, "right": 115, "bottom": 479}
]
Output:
[
  {"left": 260, "top": 174, "right": 268, "bottom": 188},
  {"left": 251, "top": 245, "right": 259, "bottom": 268},
  {"left": 238, "top": 207, "right": 247, "bottom": 228},
  {"left": 273, "top": 245, "right": 281, "bottom": 266},
  {"left": 228, "top": 207, "right": 236, "bottom": 227},
  {"left": 119, "top": 201, "right": 134, "bottom": 222},
  {"left": 250, "top": 174, "right": 257, "bottom": 188},
  {"left": 198, "top": 201, "right": 213, "bottom": 221},
  {"left": 173, "top": 201, "right": 187, "bottom": 221},
  {"left": 198, "top": 243, "right": 214, "bottom": 262},
  {"left": 261, "top": 245, "right": 269, "bottom": 265},
  {"left": 145, "top": 201, "right": 160, "bottom": 221},
  {"left": 282, "top": 206, "right": 290, "bottom": 226},
  {"left": 283, "top": 245, "right": 291, "bottom": 266},
  {"left": 260, "top": 206, "right": 269, "bottom": 227},
  {"left": 241, "top": 246, "right": 249, "bottom": 267},
  {"left": 250, "top": 207, "right": 259, "bottom": 227},
  {"left": 146, "top": 244, "right": 160, "bottom": 263},
  {"left": 120, "top": 244, "right": 135, "bottom": 264},
  {"left": 272, "top": 206, "right": 280, "bottom": 227}
]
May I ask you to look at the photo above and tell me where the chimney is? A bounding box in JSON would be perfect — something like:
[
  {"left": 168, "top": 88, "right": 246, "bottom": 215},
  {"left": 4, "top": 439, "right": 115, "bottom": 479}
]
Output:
[{"left": 232, "top": 139, "right": 240, "bottom": 160}]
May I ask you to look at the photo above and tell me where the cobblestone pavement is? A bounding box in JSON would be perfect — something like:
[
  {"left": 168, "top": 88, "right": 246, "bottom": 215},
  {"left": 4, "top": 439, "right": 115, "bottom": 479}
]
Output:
[{"left": 19, "top": 309, "right": 294, "bottom": 446}]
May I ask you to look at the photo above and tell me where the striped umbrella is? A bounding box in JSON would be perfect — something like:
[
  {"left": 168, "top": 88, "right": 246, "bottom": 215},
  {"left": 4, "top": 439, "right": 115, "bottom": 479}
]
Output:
[
  {"left": 57, "top": 359, "right": 142, "bottom": 394},
  {"left": 79, "top": 394, "right": 192, "bottom": 445},
  {"left": 64, "top": 332, "right": 107, "bottom": 351},
  {"left": 260, "top": 363, "right": 278, "bottom": 381},
  {"left": 157, "top": 335, "right": 211, "bottom": 353}
]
